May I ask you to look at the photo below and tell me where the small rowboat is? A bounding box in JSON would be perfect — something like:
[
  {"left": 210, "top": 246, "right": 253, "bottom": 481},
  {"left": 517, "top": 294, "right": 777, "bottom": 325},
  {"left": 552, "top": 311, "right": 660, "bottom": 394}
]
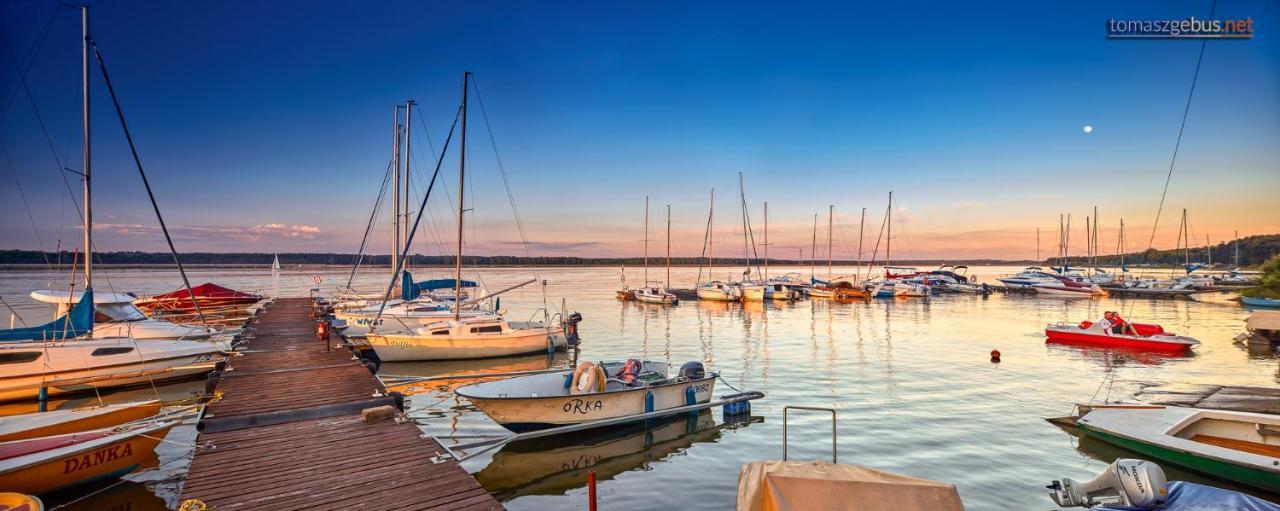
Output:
[
  {"left": 455, "top": 360, "right": 716, "bottom": 432},
  {"left": 1045, "top": 321, "right": 1199, "bottom": 353},
  {"left": 0, "top": 420, "right": 173, "bottom": 494},
  {"left": 0, "top": 401, "right": 160, "bottom": 442},
  {"left": 1074, "top": 405, "right": 1280, "bottom": 491},
  {"left": 1242, "top": 296, "right": 1280, "bottom": 308}
]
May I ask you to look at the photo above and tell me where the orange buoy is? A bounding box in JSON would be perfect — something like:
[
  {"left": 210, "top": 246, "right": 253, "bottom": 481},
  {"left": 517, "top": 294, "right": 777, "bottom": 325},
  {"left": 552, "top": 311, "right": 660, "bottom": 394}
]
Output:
[{"left": 990, "top": 349, "right": 1001, "bottom": 362}]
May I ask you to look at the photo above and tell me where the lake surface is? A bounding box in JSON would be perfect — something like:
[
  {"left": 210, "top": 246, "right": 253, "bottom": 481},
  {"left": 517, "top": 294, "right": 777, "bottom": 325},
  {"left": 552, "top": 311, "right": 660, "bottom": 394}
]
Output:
[{"left": 2, "top": 265, "right": 1276, "bottom": 509}]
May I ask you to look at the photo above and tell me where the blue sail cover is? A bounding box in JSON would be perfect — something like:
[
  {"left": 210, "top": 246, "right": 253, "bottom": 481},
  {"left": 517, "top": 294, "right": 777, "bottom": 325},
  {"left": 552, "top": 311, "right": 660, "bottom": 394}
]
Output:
[
  {"left": 401, "top": 272, "right": 478, "bottom": 300},
  {"left": 1096, "top": 481, "right": 1279, "bottom": 511},
  {"left": 811, "top": 277, "right": 829, "bottom": 286},
  {"left": 0, "top": 289, "right": 94, "bottom": 342}
]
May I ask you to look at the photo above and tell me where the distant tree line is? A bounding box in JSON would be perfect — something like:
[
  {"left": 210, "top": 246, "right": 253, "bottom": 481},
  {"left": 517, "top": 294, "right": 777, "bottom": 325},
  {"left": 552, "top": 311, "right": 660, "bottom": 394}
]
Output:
[
  {"left": 0, "top": 249, "right": 1032, "bottom": 267},
  {"left": 1044, "top": 234, "right": 1280, "bottom": 268}
]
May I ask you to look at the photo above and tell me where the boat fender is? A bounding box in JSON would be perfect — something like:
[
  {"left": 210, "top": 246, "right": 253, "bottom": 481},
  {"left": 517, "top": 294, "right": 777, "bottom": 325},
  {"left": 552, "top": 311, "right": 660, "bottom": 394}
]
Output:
[
  {"left": 389, "top": 391, "right": 406, "bottom": 411},
  {"left": 685, "top": 386, "right": 697, "bottom": 406},
  {"left": 644, "top": 390, "right": 654, "bottom": 413},
  {"left": 563, "top": 373, "right": 574, "bottom": 389},
  {"left": 363, "top": 360, "right": 378, "bottom": 374}
]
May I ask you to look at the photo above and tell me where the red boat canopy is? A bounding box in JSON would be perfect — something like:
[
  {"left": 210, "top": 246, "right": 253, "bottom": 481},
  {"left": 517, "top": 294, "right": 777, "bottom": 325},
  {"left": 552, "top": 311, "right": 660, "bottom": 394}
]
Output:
[{"left": 143, "top": 283, "right": 261, "bottom": 302}]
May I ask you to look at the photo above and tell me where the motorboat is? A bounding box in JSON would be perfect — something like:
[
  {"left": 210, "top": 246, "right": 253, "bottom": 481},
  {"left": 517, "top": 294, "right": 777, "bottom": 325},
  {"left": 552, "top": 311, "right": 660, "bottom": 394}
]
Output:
[
  {"left": 697, "top": 281, "right": 742, "bottom": 302},
  {"left": 1033, "top": 275, "right": 1108, "bottom": 297},
  {"left": 895, "top": 282, "right": 931, "bottom": 298},
  {"left": 28, "top": 290, "right": 214, "bottom": 340},
  {"left": 1045, "top": 321, "right": 1199, "bottom": 353},
  {"left": 998, "top": 267, "right": 1058, "bottom": 289},
  {"left": 738, "top": 282, "right": 765, "bottom": 302},
  {"left": 1072, "top": 404, "right": 1280, "bottom": 491},
  {"left": 362, "top": 316, "right": 567, "bottom": 362},
  {"left": 827, "top": 278, "right": 871, "bottom": 300},
  {"left": 635, "top": 284, "right": 678, "bottom": 305},
  {"left": 0, "top": 419, "right": 175, "bottom": 494},
  {"left": 454, "top": 360, "right": 716, "bottom": 432},
  {"left": 1242, "top": 296, "right": 1280, "bottom": 308},
  {"left": 1047, "top": 458, "right": 1280, "bottom": 510},
  {"left": 133, "top": 282, "right": 261, "bottom": 315},
  {"left": 762, "top": 281, "right": 802, "bottom": 301},
  {"left": 0, "top": 338, "right": 230, "bottom": 402}
]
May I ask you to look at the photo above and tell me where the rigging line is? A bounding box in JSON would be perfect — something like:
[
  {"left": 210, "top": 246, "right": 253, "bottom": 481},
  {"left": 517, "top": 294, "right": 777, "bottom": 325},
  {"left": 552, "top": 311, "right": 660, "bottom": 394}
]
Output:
[
  {"left": 372, "top": 104, "right": 461, "bottom": 325},
  {"left": 469, "top": 76, "right": 535, "bottom": 263},
  {"left": 0, "top": 4, "right": 65, "bottom": 125},
  {"left": 91, "top": 40, "right": 207, "bottom": 327},
  {"left": 0, "top": 21, "right": 86, "bottom": 232},
  {"left": 696, "top": 196, "right": 713, "bottom": 285},
  {"left": 346, "top": 158, "right": 395, "bottom": 290},
  {"left": 0, "top": 138, "right": 52, "bottom": 268},
  {"left": 866, "top": 209, "right": 888, "bottom": 281},
  {"left": 1143, "top": 0, "right": 1216, "bottom": 256}
]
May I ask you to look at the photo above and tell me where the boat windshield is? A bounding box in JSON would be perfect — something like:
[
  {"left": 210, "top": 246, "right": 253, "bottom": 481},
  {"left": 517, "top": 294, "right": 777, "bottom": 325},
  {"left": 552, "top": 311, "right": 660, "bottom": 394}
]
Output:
[{"left": 95, "top": 302, "right": 147, "bottom": 322}]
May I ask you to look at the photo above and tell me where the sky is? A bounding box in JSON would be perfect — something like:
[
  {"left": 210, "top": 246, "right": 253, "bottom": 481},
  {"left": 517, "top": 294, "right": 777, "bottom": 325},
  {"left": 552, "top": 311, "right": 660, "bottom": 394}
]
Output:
[{"left": 1, "top": 0, "right": 1277, "bottom": 261}]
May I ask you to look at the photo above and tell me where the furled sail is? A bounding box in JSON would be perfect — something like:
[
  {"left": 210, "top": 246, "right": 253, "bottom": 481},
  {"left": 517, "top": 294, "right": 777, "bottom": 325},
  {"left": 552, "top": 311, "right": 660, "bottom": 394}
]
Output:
[{"left": 401, "top": 272, "right": 478, "bottom": 300}]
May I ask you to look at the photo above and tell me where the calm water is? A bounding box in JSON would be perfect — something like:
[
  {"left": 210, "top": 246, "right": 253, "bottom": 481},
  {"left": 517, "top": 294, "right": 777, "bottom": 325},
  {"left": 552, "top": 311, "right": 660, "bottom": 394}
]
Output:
[{"left": 2, "top": 265, "right": 1276, "bottom": 509}]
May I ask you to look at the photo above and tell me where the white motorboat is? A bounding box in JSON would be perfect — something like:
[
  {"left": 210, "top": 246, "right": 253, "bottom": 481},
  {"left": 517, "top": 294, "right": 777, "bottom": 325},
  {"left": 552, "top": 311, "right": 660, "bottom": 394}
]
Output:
[
  {"left": 998, "top": 267, "right": 1058, "bottom": 289},
  {"left": 762, "top": 281, "right": 802, "bottom": 301},
  {"left": 362, "top": 316, "right": 566, "bottom": 362},
  {"left": 1033, "top": 275, "right": 1109, "bottom": 297},
  {"left": 455, "top": 360, "right": 716, "bottom": 431},
  {"left": 29, "top": 290, "right": 214, "bottom": 340},
  {"left": 0, "top": 338, "right": 230, "bottom": 402},
  {"left": 334, "top": 297, "right": 495, "bottom": 335},
  {"left": 635, "top": 285, "right": 678, "bottom": 305}
]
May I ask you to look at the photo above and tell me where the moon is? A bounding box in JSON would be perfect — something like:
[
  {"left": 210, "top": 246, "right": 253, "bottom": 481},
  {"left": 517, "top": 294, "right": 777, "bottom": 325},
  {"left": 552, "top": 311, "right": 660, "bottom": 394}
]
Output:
[{"left": 1083, "top": 125, "right": 1094, "bottom": 134}]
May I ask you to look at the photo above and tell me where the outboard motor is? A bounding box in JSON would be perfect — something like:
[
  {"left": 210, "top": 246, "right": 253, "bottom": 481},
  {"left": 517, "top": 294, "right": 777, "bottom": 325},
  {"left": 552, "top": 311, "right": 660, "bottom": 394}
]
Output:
[
  {"left": 1048, "top": 459, "right": 1168, "bottom": 508},
  {"left": 679, "top": 361, "right": 706, "bottom": 380},
  {"left": 563, "top": 312, "right": 583, "bottom": 345}
]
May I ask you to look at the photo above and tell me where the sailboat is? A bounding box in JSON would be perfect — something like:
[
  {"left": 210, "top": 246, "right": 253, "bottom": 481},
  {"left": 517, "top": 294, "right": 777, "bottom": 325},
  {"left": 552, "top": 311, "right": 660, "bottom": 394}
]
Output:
[
  {"left": 697, "top": 189, "right": 742, "bottom": 302},
  {"left": 807, "top": 210, "right": 835, "bottom": 299},
  {"left": 736, "top": 174, "right": 764, "bottom": 302},
  {"left": 760, "top": 202, "right": 801, "bottom": 301},
  {"left": 1221, "top": 231, "right": 1253, "bottom": 284},
  {"left": 362, "top": 72, "right": 568, "bottom": 361},
  {"left": 0, "top": 7, "right": 229, "bottom": 401},
  {"left": 333, "top": 100, "right": 496, "bottom": 335},
  {"left": 634, "top": 198, "right": 678, "bottom": 305}
]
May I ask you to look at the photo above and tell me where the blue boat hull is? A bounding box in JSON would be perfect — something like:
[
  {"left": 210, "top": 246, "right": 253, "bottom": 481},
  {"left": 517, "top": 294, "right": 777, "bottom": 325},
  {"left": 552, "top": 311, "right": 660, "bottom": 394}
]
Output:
[{"left": 1242, "top": 296, "right": 1280, "bottom": 308}]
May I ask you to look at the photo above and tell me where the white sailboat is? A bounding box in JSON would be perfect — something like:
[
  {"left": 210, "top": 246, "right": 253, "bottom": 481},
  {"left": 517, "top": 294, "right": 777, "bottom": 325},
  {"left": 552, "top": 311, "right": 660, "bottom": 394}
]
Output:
[
  {"left": 697, "top": 189, "right": 742, "bottom": 302},
  {"left": 634, "top": 197, "right": 678, "bottom": 305},
  {"left": 760, "top": 202, "right": 801, "bottom": 301},
  {"left": 29, "top": 290, "right": 213, "bottom": 340},
  {"left": 0, "top": 8, "right": 229, "bottom": 401},
  {"left": 363, "top": 72, "right": 566, "bottom": 361}
]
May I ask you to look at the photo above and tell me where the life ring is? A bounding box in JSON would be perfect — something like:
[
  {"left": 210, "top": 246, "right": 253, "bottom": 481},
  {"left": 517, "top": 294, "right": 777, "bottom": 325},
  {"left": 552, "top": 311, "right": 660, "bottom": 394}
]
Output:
[{"left": 571, "top": 362, "right": 606, "bottom": 395}]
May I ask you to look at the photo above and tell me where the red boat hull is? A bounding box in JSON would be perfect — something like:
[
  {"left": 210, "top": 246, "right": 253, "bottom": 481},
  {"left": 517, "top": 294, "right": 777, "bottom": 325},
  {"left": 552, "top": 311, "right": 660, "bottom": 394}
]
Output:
[{"left": 1044, "top": 328, "right": 1193, "bottom": 353}]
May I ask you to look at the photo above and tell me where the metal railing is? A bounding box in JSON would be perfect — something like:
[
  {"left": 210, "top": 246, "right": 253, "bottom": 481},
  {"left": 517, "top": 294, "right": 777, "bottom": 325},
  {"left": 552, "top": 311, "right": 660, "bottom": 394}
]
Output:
[{"left": 783, "top": 405, "right": 837, "bottom": 463}]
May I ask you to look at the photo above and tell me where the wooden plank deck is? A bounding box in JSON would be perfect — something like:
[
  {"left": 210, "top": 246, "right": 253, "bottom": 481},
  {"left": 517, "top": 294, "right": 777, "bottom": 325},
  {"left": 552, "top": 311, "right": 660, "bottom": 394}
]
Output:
[{"left": 180, "top": 297, "right": 501, "bottom": 510}]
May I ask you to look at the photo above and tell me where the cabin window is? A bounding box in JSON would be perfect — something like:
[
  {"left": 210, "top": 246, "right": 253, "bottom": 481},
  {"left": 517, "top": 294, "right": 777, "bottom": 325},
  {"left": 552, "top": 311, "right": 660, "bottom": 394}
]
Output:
[
  {"left": 91, "top": 347, "right": 135, "bottom": 356},
  {"left": 95, "top": 303, "right": 146, "bottom": 322},
  {"left": 0, "top": 352, "right": 41, "bottom": 364},
  {"left": 431, "top": 329, "right": 449, "bottom": 335},
  {"left": 470, "top": 325, "right": 503, "bottom": 334}
]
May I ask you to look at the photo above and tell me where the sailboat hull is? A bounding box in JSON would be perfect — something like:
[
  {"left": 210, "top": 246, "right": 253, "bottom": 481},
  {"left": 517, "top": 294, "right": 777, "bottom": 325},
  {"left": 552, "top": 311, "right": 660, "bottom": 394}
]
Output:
[
  {"left": 366, "top": 326, "right": 565, "bottom": 362},
  {"left": 696, "top": 287, "right": 739, "bottom": 302},
  {"left": 0, "top": 340, "right": 229, "bottom": 402},
  {"left": 0, "top": 421, "right": 173, "bottom": 495}
]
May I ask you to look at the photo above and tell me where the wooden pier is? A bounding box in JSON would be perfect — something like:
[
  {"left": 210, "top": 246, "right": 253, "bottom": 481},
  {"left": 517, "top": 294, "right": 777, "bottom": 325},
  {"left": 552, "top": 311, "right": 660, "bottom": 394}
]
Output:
[{"left": 179, "top": 297, "right": 501, "bottom": 510}]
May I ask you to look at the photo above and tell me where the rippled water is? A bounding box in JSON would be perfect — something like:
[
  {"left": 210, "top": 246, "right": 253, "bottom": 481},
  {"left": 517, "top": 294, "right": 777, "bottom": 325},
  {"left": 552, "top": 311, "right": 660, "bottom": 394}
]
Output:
[{"left": 2, "top": 265, "right": 1276, "bottom": 509}]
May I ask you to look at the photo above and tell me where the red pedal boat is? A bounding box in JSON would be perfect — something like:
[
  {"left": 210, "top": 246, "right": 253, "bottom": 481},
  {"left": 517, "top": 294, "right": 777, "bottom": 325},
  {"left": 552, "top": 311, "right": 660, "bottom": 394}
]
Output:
[{"left": 1044, "top": 321, "right": 1199, "bottom": 353}]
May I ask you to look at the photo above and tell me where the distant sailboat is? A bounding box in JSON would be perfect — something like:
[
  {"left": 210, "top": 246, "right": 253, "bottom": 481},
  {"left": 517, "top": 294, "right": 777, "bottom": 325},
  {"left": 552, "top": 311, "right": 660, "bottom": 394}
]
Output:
[
  {"left": 697, "top": 189, "right": 742, "bottom": 302},
  {"left": 634, "top": 197, "right": 678, "bottom": 305}
]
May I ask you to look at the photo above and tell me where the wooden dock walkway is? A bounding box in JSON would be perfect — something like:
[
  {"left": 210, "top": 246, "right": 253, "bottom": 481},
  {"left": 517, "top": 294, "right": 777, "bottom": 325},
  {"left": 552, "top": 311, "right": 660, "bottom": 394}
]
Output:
[{"left": 179, "top": 297, "right": 502, "bottom": 510}]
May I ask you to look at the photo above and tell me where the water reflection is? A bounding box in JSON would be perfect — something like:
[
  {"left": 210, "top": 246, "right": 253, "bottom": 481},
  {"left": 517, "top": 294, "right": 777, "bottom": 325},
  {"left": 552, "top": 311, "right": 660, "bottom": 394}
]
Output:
[
  {"left": 474, "top": 411, "right": 759, "bottom": 501},
  {"left": 40, "top": 479, "right": 169, "bottom": 511}
]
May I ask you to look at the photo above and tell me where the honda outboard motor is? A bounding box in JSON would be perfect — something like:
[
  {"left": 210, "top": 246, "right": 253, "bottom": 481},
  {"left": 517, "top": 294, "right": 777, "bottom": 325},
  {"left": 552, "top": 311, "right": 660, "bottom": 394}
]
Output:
[
  {"left": 562, "top": 312, "right": 583, "bottom": 345},
  {"left": 1048, "top": 459, "right": 1168, "bottom": 508},
  {"left": 679, "top": 361, "right": 705, "bottom": 380}
]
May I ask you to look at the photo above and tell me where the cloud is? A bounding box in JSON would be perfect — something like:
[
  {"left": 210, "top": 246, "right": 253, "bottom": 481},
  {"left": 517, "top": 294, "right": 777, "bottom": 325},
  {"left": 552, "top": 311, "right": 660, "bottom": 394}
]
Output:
[{"left": 91, "top": 222, "right": 325, "bottom": 243}]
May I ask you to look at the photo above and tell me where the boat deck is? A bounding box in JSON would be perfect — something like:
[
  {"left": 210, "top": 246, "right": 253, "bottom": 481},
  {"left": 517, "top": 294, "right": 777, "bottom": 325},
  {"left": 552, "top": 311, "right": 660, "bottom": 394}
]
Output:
[
  {"left": 1130, "top": 383, "right": 1280, "bottom": 415},
  {"left": 180, "top": 297, "right": 501, "bottom": 510}
]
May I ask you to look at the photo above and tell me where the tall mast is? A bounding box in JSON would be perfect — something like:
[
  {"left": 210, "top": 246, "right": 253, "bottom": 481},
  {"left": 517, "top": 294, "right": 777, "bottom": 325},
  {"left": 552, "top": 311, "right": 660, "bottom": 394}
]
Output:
[
  {"left": 763, "top": 201, "right": 769, "bottom": 280},
  {"left": 834, "top": 206, "right": 840, "bottom": 281},
  {"left": 1206, "top": 235, "right": 1211, "bottom": 266},
  {"left": 708, "top": 189, "right": 715, "bottom": 275},
  {"left": 1182, "top": 209, "right": 1189, "bottom": 270},
  {"left": 81, "top": 6, "right": 91, "bottom": 291},
  {"left": 1093, "top": 205, "right": 1099, "bottom": 269},
  {"left": 390, "top": 106, "right": 401, "bottom": 277},
  {"left": 666, "top": 204, "right": 671, "bottom": 287},
  {"left": 1065, "top": 214, "right": 1071, "bottom": 272},
  {"left": 403, "top": 100, "right": 414, "bottom": 269},
  {"left": 1119, "top": 219, "right": 1125, "bottom": 270},
  {"left": 643, "top": 196, "right": 649, "bottom": 285},
  {"left": 1234, "top": 230, "right": 1239, "bottom": 267},
  {"left": 886, "top": 192, "right": 893, "bottom": 271},
  {"left": 1036, "top": 227, "right": 1040, "bottom": 263},
  {"left": 739, "top": 173, "right": 749, "bottom": 280},
  {"left": 454, "top": 72, "right": 469, "bottom": 319},
  {"left": 810, "top": 214, "right": 817, "bottom": 281},
  {"left": 856, "top": 207, "right": 864, "bottom": 280}
]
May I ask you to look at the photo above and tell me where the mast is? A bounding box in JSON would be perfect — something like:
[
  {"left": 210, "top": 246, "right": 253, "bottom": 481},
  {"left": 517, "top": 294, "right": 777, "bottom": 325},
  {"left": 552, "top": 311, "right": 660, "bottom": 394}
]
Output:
[
  {"left": 643, "top": 196, "right": 649, "bottom": 285},
  {"left": 708, "top": 189, "right": 715, "bottom": 277},
  {"left": 1182, "top": 209, "right": 1189, "bottom": 271},
  {"left": 403, "top": 100, "right": 414, "bottom": 269},
  {"left": 1065, "top": 214, "right": 1071, "bottom": 272},
  {"left": 1036, "top": 227, "right": 1040, "bottom": 263},
  {"left": 886, "top": 192, "right": 893, "bottom": 272},
  {"left": 810, "top": 214, "right": 817, "bottom": 281},
  {"left": 81, "top": 6, "right": 91, "bottom": 291},
  {"left": 1205, "top": 235, "right": 1211, "bottom": 267},
  {"left": 1234, "top": 230, "right": 1239, "bottom": 267},
  {"left": 1119, "top": 219, "right": 1126, "bottom": 271},
  {"left": 829, "top": 206, "right": 839, "bottom": 281},
  {"left": 856, "top": 207, "right": 863, "bottom": 280},
  {"left": 666, "top": 204, "right": 671, "bottom": 288},
  {"left": 390, "top": 106, "right": 401, "bottom": 277},
  {"left": 454, "top": 72, "right": 469, "bottom": 319},
  {"left": 763, "top": 201, "right": 769, "bottom": 280},
  {"left": 1093, "top": 206, "right": 1099, "bottom": 270},
  {"left": 739, "top": 173, "right": 749, "bottom": 280},
  {"left": 1085, "top": 216, "right": 1092, "bottom": 273}
]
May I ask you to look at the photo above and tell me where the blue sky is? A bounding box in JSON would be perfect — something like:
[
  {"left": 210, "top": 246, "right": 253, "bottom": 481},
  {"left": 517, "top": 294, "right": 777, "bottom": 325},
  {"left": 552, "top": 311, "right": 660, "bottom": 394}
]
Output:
[{"left": 1, "top": 0, "right": 1277, "bottom": 259}]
